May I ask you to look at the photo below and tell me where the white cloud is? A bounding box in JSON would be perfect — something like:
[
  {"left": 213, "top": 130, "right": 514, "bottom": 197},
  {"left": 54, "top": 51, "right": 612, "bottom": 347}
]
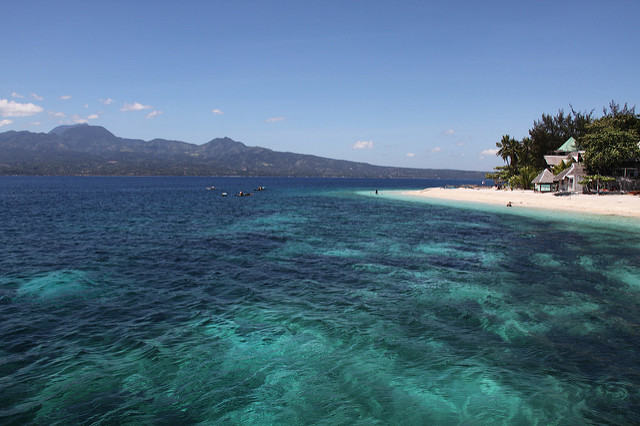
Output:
[
  {"left": 446, "top": 129, "right": 455, "bottom": 135},
  {"left": 29, "top": 121, "right": 41, "bottom": 126},
  {"left": 0, "top": 119, "right": 13, "bottom": 127},
  {"left": 0, "top": 99, "right": 44, "bottom": 117},
  {"left": 31, "top": 93, "right": 44, "bottom": 101},
  {"left": 456, "top": 141, "right": 466, "bottom": 146},
  {"left": 146, "top": 110, "right": 163, "bottom": 119},
  {"left": 58, "top": 113, "right": 97, "bottom": 124},
  {"left": 406, "top": 152, "right": 415, "bottom": 157},
  {"left": 49, "top": 111, "right": 66, "bottom": 118},
  {"left": 120, "top": 102, "right": 152, "bottom": 112},
  {"left": 71, "top": 115, "right": 88, "bottom": 124},
  {"left": 60, "top": 95, "right": 72, "bottom": 100},
  {"left": 266, "top": 116, "right": 286, "bottom": 123},
  {"left": 481, "top": 149, "right": 499, "bottom": 156},
  {"left": 352, "top": 140, "right": 374, "bottom": 150},
  {"left": 432, "top": 147, "right": 442, "bottom": 153},
  {"left": 84, "top": 104, "right": 89, "bottom": 108},
  {"left": 211, "top": 108, "right": 224, "bottom": 115},
  {"left": 11, "top": 92, "right": 24, "bottom": 98},
  {"left": 100, "top": 98, "right": 115, "bottom": 105}
]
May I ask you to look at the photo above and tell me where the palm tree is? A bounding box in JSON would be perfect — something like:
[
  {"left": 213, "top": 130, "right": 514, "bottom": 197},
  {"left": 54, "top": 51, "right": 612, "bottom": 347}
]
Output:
[
  {"left": 518, "top": 137, "right": 534, "bottom": 167},
  {"left": 496, "top": 135, "right": 512, "bottom": 167},
  {"left": 496, "top": 135, "right": 521, "bottom": 174},
  {"left": 505, "top": 137, "right": 521, "bottom": 172}
]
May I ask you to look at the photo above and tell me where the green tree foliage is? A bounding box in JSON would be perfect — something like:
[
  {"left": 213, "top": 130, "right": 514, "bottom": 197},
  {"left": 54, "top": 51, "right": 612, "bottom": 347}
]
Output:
[
  {"left": 488, "top": 105, "right": 594, "bottom": 186},
  {"left": 488, "top": 101, "right": 640, "bottom": 189},
  {"left": 602, "top": 101, "right": 640, "bottom": 134},
  {"left": 489, "top": 135, "right": 541, "bottom": 188},
  {"left": 528, "top": 106, "right": 593, "bottom": 168},
  {"left": 518, "top": 137, "right": 534, "bottom": 167},
  {"left": 484, "top": 165, "right": 510, "bottom": 182},
  {"left": 495, "top": 135, "right": 520, "bottom": 172},
  {"left": 581, "top": 102, "right": 640, "bottom": 174},
  {"left": 552, "top": 159, "right": 573, "bottom": 174},
  {"left": 580, "top": 174, "right": 617, "bottom": 194},
  {"left": 509, "top": 166, "right": 538, "bottom": 190},
  {"left": 581, "top": 119, "right": 639, "bottom": 174}
]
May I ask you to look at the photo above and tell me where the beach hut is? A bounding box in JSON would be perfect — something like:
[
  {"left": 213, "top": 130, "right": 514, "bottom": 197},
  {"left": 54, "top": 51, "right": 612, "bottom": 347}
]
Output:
[
  {"left": 554, "top": 163, "right": 585, "bottom": 193},
  {"left": 532, "top": 169, "right": 558, "bottom": 192}
]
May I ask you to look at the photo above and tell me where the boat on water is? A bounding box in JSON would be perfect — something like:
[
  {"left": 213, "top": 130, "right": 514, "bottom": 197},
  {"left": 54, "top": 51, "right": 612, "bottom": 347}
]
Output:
[
  {"left": 236, "top": 191, "right": 253, "bottom": 197},
  {"left": 206, "top": 186, "right": 217, "bottom": 190},
  {"left": 255, "top": 186, "right": 266, "bottom": 191},
  {"left": 221, "top": 192, "right": 228, "bottom": 197}
]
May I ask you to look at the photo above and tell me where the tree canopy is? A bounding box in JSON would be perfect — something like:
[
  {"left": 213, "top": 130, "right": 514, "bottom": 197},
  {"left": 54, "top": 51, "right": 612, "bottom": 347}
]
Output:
[
  {"left": 488, "top": 101, "right": 639, "bottom": 188},
  {"left": 581, "top": 110, "right": 640, "bottom": 174},
  {"left": 528, "top": 106, "right": 593, "bottom": 169}
]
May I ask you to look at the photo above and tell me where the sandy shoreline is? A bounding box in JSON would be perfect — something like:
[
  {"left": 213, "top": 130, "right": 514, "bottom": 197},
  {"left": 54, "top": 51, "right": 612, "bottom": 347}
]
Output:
[{"left": 402, "top": 187, "right": 640, "bottom": 218}]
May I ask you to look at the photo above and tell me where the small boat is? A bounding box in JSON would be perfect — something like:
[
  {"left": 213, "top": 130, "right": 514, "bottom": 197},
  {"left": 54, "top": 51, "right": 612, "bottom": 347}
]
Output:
[
  {"left": 255, "top": 186, "right": 266, "bottom": 191},
  {"left": 236, "top": 191, "right": 253, "bottom": 197},
  {"left": 206, "top": 186, "right": 217, "bottom": 190},
  {"left": 221, "top": 192, "right": 228, "bottom": 197}
]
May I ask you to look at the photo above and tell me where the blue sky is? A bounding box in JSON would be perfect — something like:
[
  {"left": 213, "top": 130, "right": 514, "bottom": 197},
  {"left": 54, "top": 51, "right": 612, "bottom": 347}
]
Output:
[{"left": 2, "top": 0, "right": 638, "bottom": 171}]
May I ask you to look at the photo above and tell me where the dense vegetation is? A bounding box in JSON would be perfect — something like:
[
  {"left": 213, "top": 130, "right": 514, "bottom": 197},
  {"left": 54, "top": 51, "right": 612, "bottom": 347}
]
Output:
[{"left": 487, "top": 101, "right": 640, "bottom": 188}]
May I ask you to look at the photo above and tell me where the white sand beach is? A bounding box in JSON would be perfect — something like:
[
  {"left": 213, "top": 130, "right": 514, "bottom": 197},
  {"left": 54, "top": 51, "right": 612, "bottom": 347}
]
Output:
[{"left": 403, "top": 187, "right": 640, "bottom": 218}]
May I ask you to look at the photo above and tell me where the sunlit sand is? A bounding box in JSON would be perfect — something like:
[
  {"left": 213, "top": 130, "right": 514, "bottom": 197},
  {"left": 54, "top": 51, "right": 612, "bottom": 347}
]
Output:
[{"left": 403, "top": 187, "right": 640, "bottom": 218}]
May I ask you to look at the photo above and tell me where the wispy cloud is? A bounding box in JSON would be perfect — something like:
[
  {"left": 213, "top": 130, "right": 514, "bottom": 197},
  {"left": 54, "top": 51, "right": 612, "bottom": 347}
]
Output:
[
  {"left": 146, "top": 110, "right": 163, "bottom": 119},
  {"left": 432, "top": 147, "right": 442, "bottom": 153},
  {"left": 29, "top": 121, "right": 41, "bottom": 126},
  {"left": 120, "top": 102, "right": 153, "bottom": 112},
  {"left": 11, "top": 92, "right": 24, "bottom": 98},
  {"left": 456, "top": 141, "right": 466, "bottom": 146},
  {"left": 479, "top": 148, "right": 499, "bottom": 160},
  {"left": 445, "top": 129, "right": 455, "bottom": 135},
  {"left": 0, "top": 119, "right": 13, "bottom": 127},
  {"left": 265, "top": 116, "right": 286, "bottom": 123},
  {"left": 31, "top": 93, "right": 44, "bottom": 101},
  {"left": 406, "top": 152, "right": 415, "bottom": 157},
  {"left": 0, "top": 99, "right": 44, "bottom": 117},
  {"left": 352, "top": 140, "right": 374, "bottom": 150},
  {"left": 60, "top": 95, "right": 72, "bottom": 100},
  {"left": 49, "top": 111, "right": 66, "bottom": 118},
  {"left": 61, "top": 113, "right": 99, "bottom": 125},
  {"left": 70, "top": 115, "right": 88, "bottom": 124},
  {"left": 100, "top": 98, "right": 115, "bottom": 105},
  {"left": 211, "top": 108, "right": 224, "bottom": 115}
]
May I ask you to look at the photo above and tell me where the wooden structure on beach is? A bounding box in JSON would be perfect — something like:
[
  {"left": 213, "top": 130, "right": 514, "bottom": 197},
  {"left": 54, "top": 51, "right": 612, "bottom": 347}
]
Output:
[
  {"left": 532, "top": 137, "right": 586, "bottom": 193},
  {"left": 532, "top": 169, "right": 558, "bottom": 192},
  {"left": 554, "top": 163, "right": 585, "bottom": 193},
  {"left": 543, "top": 137, "right": 584, "bottom": 167},
  {"left": 532, "top": 136, "right": 639, "bottom": 194}
]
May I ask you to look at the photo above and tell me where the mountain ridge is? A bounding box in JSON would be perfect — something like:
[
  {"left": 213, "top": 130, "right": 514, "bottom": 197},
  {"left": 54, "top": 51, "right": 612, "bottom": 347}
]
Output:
[{"left": 0, "top": 125, "right": 487, "bottom": 179}]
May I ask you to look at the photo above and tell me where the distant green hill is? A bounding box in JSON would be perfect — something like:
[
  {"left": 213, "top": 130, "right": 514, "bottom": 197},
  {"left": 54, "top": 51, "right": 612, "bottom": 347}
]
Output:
[{"left": 0, "top": 124, "right": 486, "bottom": 178}]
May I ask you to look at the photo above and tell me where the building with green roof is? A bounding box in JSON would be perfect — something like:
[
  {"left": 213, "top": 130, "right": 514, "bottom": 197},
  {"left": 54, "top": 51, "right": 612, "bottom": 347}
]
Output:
[
  {"left": 557, "top": 137, "right": 577, "bottom": 153},
  {"left": 543, "top": 137, "right": 584, "bottom": 167}
]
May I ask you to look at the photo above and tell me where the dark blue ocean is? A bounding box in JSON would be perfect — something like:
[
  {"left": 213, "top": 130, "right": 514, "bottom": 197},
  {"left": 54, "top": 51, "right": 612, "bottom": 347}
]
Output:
[{"left": 1, "top": 177, "right": 639, "bottom": 424}]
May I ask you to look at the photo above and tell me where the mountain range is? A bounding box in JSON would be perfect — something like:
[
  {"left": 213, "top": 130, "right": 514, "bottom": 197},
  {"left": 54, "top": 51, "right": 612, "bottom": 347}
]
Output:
[{"left": 0, "top": 124, "right": 486, "bottom": 179}]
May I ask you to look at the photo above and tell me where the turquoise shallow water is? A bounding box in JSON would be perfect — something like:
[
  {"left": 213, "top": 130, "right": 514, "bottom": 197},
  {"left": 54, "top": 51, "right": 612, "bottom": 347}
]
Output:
[{"left": 1, "top": 177, "right": 639, "bottom": 424}]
